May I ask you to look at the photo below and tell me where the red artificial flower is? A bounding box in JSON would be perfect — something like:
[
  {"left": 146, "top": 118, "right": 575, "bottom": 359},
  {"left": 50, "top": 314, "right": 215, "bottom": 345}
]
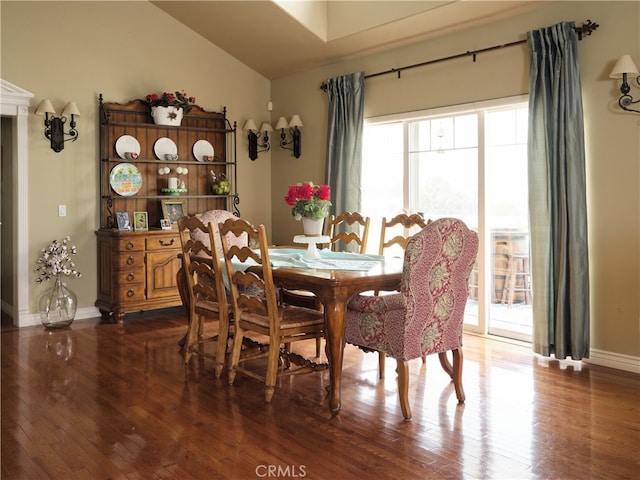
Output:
[
  {"left": 316, "top": 184, "right": 331, "bottom": 201},
  {"left": 284, "top": 182, "right": 332, "bottom": 220},
  {"left": 296, "top": 183, "right": 314, "bottom": 200},
  {"left": 284, "top": 186, "right": 297, "bottom": 206}
]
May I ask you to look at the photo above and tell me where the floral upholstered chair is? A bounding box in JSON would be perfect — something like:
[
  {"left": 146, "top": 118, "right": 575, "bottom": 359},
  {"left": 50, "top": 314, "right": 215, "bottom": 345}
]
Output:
[{"left": 345, "top": 217, "right": 479, "bottom": 420}]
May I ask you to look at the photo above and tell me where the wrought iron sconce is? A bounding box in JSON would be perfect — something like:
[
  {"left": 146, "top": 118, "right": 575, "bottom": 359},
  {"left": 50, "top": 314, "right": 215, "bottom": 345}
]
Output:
[
  {"left": 243, "top": 119, "right": 273, "bottom": 161},
  {"left": 35, "top": 99, "right": 80, "bottom": 152},
  {"left": 275, "top": 115, "right": 302, "bottom": 158},
  {"left": 610, "top": 55, "right": 640, "bottom": 113}
]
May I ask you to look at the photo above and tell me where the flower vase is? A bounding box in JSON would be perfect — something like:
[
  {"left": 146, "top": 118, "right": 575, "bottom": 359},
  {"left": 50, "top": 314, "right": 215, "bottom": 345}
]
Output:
[
  {"left": 38, "top": 274, "right": 77, "bottom": 328},
  {"left": 302, "top": 217, "right": 324, "bottom": 237},
  {"left": 151, "top": 106, "right": 184, "bottom": 126}
]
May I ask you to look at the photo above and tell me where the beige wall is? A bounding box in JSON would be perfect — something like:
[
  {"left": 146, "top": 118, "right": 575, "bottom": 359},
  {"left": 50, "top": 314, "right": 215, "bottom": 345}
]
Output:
[
  {"left": 270, "top": 1, "right": 640, "bottom": 359},
  {"left": 1, "top": 1, "right": 272, "bottom": 316}
]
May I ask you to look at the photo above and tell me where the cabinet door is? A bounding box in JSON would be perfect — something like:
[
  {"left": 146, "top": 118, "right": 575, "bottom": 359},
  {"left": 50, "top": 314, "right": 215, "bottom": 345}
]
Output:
[{"left": 145, "top": 250, "right": 181, "bottom": 299}]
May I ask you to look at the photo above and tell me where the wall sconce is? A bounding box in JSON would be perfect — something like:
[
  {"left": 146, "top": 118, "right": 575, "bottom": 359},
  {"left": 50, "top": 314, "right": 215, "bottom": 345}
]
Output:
[
  {"left": 243, "top": 119, "right": 273, "bottom": 161},
  {"left": 275, "top": 115, "right": 302, "bottom": 158},
  {"left": 610, "top": 54, "right": 640, "bottom": 113},
  {"left": 35, "top": 99, "right": 80, "bottom": 152}
]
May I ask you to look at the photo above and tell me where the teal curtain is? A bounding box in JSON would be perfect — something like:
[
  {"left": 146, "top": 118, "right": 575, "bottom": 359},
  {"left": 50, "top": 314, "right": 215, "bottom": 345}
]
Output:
[
  {"left": 325, "top": 72, "right": 365, "bottom": 216},
  {"left": 527, "top": 22, "right": 590, "bottom": 359}
]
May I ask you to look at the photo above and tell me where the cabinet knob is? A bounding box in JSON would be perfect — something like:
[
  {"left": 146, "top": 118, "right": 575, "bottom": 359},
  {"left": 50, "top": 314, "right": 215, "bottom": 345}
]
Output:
[
  {"left": 127, "top": 289, "right": 135, "bottom": 298},
  {"left": 127, "top": 272, "right": 135, "bottom": 281},
  {"left": 126, "top": 256, "right": 135, "bottom": 265},
  {"left": 159, "top": 239, "right": 175, "bottom": 247},
  {"left": 126, "top": 241, "right": 135, "bottom": 250}
]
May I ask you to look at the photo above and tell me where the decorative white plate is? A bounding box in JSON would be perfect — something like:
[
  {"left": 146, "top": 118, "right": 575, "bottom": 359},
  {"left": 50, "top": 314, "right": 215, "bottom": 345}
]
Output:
[
  {"left": 153, "top": 137, "right": 178, "bottom": 160},
  {"left": 115, "top": 135, "right": 141, "bottom": 159},
  {"left": 109, "top": 163, "right": 142, "bottom": 197},
  {"left": 192, "top": 139, "right": 214, "bottom": 161}
]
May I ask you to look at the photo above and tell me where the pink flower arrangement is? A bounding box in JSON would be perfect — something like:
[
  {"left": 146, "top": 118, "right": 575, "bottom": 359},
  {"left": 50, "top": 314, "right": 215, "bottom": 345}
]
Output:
[
  {"left": 145, "top": 91, "right": 196, "bottom": 114},
  {"left": 285, "top": 182, "right": 331, "bottom": 220}
]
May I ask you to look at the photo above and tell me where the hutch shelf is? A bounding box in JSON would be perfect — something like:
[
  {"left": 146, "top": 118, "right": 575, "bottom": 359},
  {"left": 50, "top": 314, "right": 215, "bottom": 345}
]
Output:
[{"left": 96, "top": 94, "right": 238, "bottom": 323}]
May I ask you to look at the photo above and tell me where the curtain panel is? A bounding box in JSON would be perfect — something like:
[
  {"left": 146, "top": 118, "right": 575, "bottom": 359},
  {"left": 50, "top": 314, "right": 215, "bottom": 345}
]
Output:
[
  {"left": 325, "top": 72, "right": 365, "bottom": 217},
  {"left": 527, "top": 21, "right": 590, "bottom": 360}
]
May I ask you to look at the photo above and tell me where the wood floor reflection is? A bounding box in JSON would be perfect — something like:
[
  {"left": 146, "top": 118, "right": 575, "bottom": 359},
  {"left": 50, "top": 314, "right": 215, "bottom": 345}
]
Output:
[{"left": 2, "top": 308, "right": 639, "bottom": 479}]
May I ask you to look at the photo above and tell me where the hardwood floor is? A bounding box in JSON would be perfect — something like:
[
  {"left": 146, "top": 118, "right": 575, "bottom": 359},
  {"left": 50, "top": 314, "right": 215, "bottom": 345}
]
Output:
[{"left": 2, "top": 308, "right": 639, "bottom": 479}]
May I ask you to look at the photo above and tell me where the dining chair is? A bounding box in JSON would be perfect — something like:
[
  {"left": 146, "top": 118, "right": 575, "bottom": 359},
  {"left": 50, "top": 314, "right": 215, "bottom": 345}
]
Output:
[
  {"left": 378, "top": 213, "right": 429, "bottom": 257},
  {"left": 345, "top": 217, "right": 478, "bottom": 420},
  {"left": 219, "top": 217, "right": 328, "bottom": 403},
  {"left": 177, "top": 209, "right": 240, "bottom": 337},
  {"left": 326, "top": 211, "right": 371, "bottom": 253},
  {"left": 281, "top": 211, "right": 371, "bottom": 357},
  {"left": 177, "top": 214, "right": 231, "bottom": 378},
  {"left": 375, "top": 213, "right": 431, "bottom": 377}
]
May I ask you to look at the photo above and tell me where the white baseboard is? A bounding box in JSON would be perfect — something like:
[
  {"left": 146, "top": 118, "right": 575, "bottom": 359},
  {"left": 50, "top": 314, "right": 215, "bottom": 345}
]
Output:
[
  {"left": 585, "top": 349, "right": 640, "bottom": 374},
  {"left": 12, "top": 306, "right": 102, "bottom": 328}
]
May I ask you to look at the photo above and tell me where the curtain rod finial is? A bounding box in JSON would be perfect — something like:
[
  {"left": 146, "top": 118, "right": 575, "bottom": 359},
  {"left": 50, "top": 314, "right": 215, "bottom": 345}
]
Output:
[{"left": 576, "top": 19, "right": 599, "bottom": 40}]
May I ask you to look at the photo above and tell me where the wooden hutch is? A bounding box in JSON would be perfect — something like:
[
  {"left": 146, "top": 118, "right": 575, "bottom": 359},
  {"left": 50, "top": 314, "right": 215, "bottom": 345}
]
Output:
[{"left": 96, "top": 95, "right": 238, "bottom": 323}]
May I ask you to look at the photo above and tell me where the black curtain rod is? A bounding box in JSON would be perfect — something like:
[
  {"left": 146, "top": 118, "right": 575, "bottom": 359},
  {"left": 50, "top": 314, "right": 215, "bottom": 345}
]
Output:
[{"left": 320, "top": 19, "right": 599, "bottom": 91}]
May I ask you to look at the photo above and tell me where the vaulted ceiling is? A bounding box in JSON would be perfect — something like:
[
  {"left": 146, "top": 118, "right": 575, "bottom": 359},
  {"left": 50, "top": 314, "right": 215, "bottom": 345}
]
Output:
[{"left": 151, "top": 1, "right": 539, "bottom": 80}]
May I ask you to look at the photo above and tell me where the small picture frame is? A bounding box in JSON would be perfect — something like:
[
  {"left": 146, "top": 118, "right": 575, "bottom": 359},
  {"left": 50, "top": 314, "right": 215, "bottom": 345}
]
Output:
[
  {"left": 134, "top": 211, "right": 148, "bottom": 231},
  {"left": 161, "top": 199, "right": 186, "bottom": 229},
  {"left": 116, "top": 211, "right": 131, "bottom": 231},
  {"left": 160, "top": 219, "right": 172, "bottom": 230}
]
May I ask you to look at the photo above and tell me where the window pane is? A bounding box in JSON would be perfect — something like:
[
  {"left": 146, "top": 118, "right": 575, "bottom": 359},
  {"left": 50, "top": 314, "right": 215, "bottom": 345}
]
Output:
[
  {"left": 454, "top": 114, "right": 478, "bottom": 149},
  {"left": 362, "top": 123, "right": 404, "bottom": 247},
  {"left": 411, "top": 148, "right": 478, "bottom": 227}
]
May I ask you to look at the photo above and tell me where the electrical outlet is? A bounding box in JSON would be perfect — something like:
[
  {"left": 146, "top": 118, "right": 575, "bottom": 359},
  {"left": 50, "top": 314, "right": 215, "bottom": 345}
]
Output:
[{"left": 58, "top": 205, "right": 66, "bottom": 217}]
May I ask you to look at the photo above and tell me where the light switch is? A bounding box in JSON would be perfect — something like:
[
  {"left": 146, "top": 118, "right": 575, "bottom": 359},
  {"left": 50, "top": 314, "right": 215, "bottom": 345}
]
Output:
[{"left": 58, "top": 205, "right": 66, "bottom": 217}]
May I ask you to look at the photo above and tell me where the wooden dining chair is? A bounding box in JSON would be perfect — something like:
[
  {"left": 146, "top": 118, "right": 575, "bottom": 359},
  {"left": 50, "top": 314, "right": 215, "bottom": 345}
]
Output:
[
  {"left": 177, "top": 215, "right": 231, "bottom": 378},
  {"left": 345, "top": 218, "right": 478, "bottom": 419},
  {"left": 375, "top": 213, "right": 431, "bottom": 377},
  {"left": 281, "top": 211, "right": 371, "bottom": 357},
  {"left": 326, "top": 211, "right": 371, "bottom": 253},
  {"left": 378, "top": 213, "right": 429, "bottom": 256},
  {"left": 219, "top": 217, "right": 328, "bottom": 403},
  {"left": 176, "top": 209, "right": 240, "bottom": 343}
]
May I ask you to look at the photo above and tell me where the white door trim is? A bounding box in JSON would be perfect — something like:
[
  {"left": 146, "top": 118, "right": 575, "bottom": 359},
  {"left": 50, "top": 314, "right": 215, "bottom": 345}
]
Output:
[{"left": 1, "top": 78, "right": 33, "bottom": 327}]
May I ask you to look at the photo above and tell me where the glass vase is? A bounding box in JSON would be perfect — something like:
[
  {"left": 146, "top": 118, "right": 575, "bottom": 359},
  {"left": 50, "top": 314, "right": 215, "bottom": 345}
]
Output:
[{"left": 39, "top": 274, "right": 77, "bottom": 328}]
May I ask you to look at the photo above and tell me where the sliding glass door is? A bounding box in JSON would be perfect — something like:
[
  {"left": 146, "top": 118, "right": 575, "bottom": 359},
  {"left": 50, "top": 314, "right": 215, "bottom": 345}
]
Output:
[{"left": 361, "top": 97, "right": 532, "bottom": 341}]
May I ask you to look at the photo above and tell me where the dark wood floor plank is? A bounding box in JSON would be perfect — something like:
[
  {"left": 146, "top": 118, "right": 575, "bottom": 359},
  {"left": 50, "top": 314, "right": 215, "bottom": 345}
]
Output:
[{"left": 2, "top": 307, "right": 639, "bottom": 479}]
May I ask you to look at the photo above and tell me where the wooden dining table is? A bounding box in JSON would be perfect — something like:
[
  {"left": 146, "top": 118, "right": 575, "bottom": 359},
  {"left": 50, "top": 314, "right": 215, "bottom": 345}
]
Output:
[
  {"left": 270, "top": 258, "right": 403, "bottom": 414},
  {"left": 177, "top": 250, "right": 403, "bottom": 415}
]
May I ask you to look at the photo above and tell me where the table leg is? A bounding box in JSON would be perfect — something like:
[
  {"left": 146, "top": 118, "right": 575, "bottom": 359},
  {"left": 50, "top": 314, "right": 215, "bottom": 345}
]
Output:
[{"left": 321, "top": 291, "right": 348, "bottom": 415}]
